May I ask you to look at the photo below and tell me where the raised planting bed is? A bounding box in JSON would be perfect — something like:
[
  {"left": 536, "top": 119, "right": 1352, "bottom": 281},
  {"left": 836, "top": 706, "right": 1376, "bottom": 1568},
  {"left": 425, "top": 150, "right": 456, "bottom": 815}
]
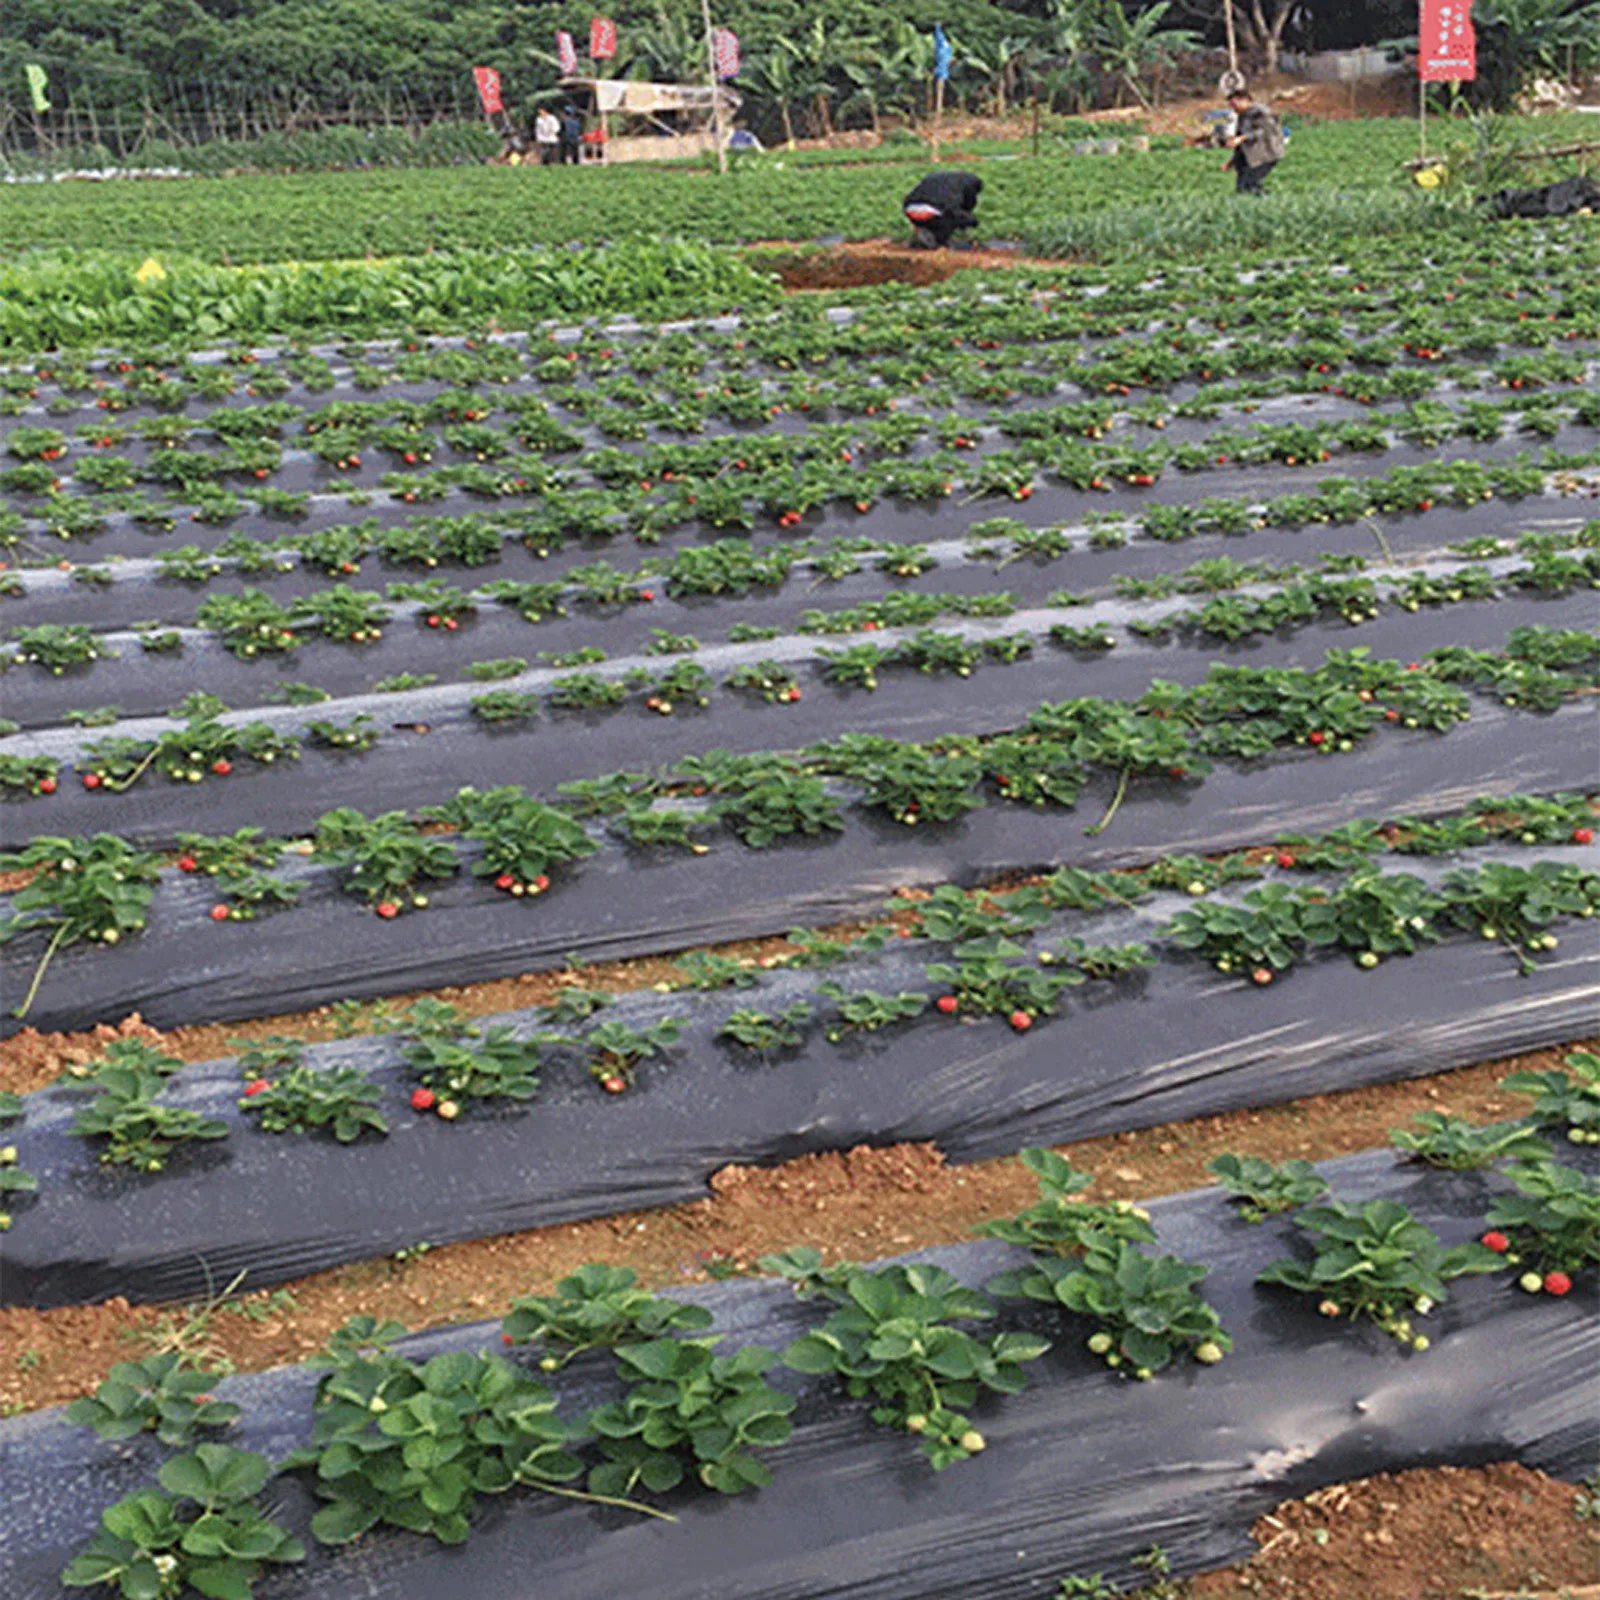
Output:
[
  {"left": 0, "top": 1142, "right": 1594, "bottom": 1599},
  {"left": 4, "top": 835, "right": 1595, "bottom": 1305}
]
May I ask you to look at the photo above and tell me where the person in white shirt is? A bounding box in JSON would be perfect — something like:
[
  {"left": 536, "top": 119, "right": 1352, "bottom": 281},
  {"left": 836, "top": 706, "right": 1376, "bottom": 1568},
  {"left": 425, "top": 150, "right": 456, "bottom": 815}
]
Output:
[{"left": 535, "top": 107, "right": 560, "bottom": 166}]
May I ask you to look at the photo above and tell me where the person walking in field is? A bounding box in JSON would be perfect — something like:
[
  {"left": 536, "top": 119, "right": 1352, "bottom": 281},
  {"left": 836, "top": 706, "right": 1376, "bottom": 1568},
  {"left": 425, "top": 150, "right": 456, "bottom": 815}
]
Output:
[
  {"left": 535, "top": 107, "right": 560, "bottom": 166},
  {"left": 902, "top": 170, "right": 983, "bottom": 249},
  {"left": 1222, "top": 86, "right": 1285, "bottom": 195}
]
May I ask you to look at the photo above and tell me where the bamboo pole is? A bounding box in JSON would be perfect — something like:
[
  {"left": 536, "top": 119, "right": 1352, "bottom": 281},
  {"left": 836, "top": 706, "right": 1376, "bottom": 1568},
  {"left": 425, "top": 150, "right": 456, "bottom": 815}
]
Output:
[
  {"left": 1223, "top": 0, "right": 1239, "bottom": 75},
  {"left": 701, "top": 0, "right": 728, "bottom": 174}
]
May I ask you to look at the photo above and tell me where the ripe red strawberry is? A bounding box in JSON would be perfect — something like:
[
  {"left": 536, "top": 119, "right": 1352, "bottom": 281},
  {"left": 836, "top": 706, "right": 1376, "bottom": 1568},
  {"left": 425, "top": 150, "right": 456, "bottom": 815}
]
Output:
[
  {"left": 1543, "top": 1271, "right": 1572, "bottom": 1296},
  {"left": 532, "top": 874, "right": 550, "bottom": 892},
  {"left": 1275, "top": 853, "right": 1296, "bottom": 869},
  {"left": 599, "top": 1074, "right": 626, "bottom": 1094},
  {"left": 82, "top": 772, "right": 103, "bottom": 790},
  {"left": 936, "top": 995, "right": 958, "bottom": 1015},
  {"left": 376, "top": 901, "right": 400, "bottom": 919},
  {"left": 501, "top": 1332, "right": 514, "bottom": 1346},
  {"left": 1251, "top": 967, "right": 1274, "bottom": 986},
  {"left": 410, "top": 1087, "right": 436, "bottom": 1112},
  {"left": 244, "top": 1078, "right": 271, "bottom": 1097},
  {"left": 38, "top": 776, "right": 56, "bottom": 794},
  {"left": 210, "top": 905, "right": 231, "bottom": 921},
  {"left": 639, "top": 590, "right": 655, "bottom": 602},
  {"left": 1307, "top": 731, "right": 1326, "bottom": 746},
  {"left": 443, "top": 617, "right": 458, "bottom": 631},
  {"left": 426, "top": 614, "right": 441, "bottom": 628},
  {"left": 211, "top": 759, "right": 232, "bottom": 776},
  {"left": 403, "top": 452, "right": 418, "bottom": 465},
  {"left": 1481, "top": 1231, "right": 1509, "bottom": 1253},
  {"left": 1009, "top": 1010, "right": 1032, "bottom": 1031},
  {"left": 495, "top": 873, "right": 516, "bottom": 890},
  {"left": 1574, "top": 827, "right": 1595, "bottom": 846}
]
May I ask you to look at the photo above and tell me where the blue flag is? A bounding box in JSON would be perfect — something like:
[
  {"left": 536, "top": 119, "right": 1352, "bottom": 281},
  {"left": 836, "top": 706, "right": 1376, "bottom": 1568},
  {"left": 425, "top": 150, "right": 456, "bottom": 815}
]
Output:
[{"left": 933, "top": 25, "right": 952, "bottom": 82}]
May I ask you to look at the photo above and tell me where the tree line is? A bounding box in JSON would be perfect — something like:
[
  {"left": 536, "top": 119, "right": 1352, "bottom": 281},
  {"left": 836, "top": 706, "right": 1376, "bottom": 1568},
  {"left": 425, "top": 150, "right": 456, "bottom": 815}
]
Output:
[{"left": 2, "top": 0, "right": 1591, "bottom": 154}]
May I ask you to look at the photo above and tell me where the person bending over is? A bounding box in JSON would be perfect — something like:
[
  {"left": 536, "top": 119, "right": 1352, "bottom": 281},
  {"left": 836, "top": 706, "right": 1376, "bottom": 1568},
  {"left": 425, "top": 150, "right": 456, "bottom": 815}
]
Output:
[
  {"left": 1223, "top": 87, "right": 1285, "bottom": 196},
  {"left": 903, "top": 170, "right": 983, "bottom": 249}
]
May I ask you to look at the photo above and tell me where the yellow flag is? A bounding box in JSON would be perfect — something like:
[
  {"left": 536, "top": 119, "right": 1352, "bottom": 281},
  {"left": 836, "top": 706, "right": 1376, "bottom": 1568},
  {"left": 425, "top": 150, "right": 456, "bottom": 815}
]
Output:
[{"left": 134, "top": 258, "right": 167, "bottom": 284}]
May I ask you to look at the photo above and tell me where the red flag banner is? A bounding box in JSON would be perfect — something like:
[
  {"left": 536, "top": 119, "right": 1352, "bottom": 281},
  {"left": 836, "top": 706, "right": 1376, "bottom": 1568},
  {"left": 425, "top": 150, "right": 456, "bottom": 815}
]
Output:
[
  {"left": 590, "top": 17, "right": 617, "bottom": 59},
  {"left": 472, "top": 65, "right": 504, "bottom": 115},
  {"left": 557, "top": 30, "right": 579, "bottom": 77},
  {"left": 1418, "top": 0, "right": 1476, "bottom": 82},
  {"left": 712, "top": 27, "right": 740, "bottom": 80}
]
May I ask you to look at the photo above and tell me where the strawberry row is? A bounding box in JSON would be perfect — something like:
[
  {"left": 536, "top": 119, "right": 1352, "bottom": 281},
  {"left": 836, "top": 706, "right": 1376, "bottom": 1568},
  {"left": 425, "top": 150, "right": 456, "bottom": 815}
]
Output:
[
  {"left": 2, "top": 1139, "right": 1591, "bottom": 1599},
  {"left": 5, "top": 524, "right": 1593, "bottom": 731},
  {"left": 2, "top": 656, "right": 1593, "bottom": 1033},
  {"left": 2, "top": 823, "right": 1595, "bottom": 1302},
  {"left": 3, "top": 594, "right": 1594, "bottom": 855}
]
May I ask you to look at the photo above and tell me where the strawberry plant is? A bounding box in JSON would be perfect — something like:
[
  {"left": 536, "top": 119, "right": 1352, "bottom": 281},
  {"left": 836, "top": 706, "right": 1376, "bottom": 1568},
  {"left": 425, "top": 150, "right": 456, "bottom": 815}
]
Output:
[
  {"left": 581, "top": 1018, "right": 682, "bottom": 1092},
  {"left": 1483, "top": 1159, "right": 1599, "bottom": 1282},
  {"left": 709, "top": 767, "right": 843, "bottom": 850},
  {"left": 239, "top": 1061, "right": 387, "bottom": 1143},
  {"left": 0, "top": 834, "right": 164, "bottom": 1017},
  {"left": 285, "top": 1348, "right": 589, "bottom": 1547},
  {"left": 1258, "top": 1198, "right": 1503, "bottom": 1349},
  {"left": 1502, "top": 1051, "right": 1600, "bottom": 1145},
  {"left": 62, "top": 1446, "right": 303, "bottom": 1600},
  {"left": 311, "top": 808, "right": 458, "bottom": 911},
  {"left": 1295, "top": 868, "right": 1444, "bottom": 965},
  {"left": 0, "top": 753, "right": 59, "bottom": 797},
  {"left": 815, "top": 983, "right": 927, "bottom": 1040},
  {"left": 980, "top": 1149, "right": 1154, "bottom": 1256},
  {"left": 1438, "top": 860, "right": 1600, "bottom": 972},
  {"left": 1388, "top": 1112, "right": 1551, "bottom": 1171},
  {"left": 718, "top": 1003, "right": 813, "bottom": 1056},
  {"left": 465, "top": 657, "right": 529, "bottom": 683},
  {"left": 1165, "top": 885, "right": 1303, "bottom": 980},
  {"left": 68, "top": 1058, "right": 229, "bottom": 1172},
  {"left": 288, "top": 585, "right": 388, "bottom": 645},
  {"left": 726, "top": 661, "right": 802, "bottom": 704},
  {"left": 926, "top": 934, "right": 1083, "bottom": 1023},
  {"left": 992, "top": 1236, "right": 1231, "bottom": 1378},
  {"left": 399, "top": 1008, "right": 541, "bottom": 1106},
  {"left": 1043, "top": 939, "right": 1155, "bottom": 981},
  {"left": 421, "top": 785, "right": 595, "bottom": 890},
  {"left": 639, "top": 661, "right": 712, "bottom": 715},
  {"left": 816, "top": 642, "right": 891, "bottom": 690},
  {"left": 502, "top": 1264, "right": 712, "bottom": 1365},
  {"left": 548, "top": 672, "right": 628, "bottom": 712},
  {"left": 307, "top": 714, "right": 379, "bottom": 752},
  {"left": 1206, "top": 1154, "right": 1329, "bottom": 1222},
  {"left": 6, "top": 623, "right": 107, "bottom": 675},
  {"left": 587, "top": 1338, "right": 796, "bottom": 1498},
  {"left": 767, "top": 1250, "right": 1049, "bottom": 1468},
  {"left": 822, "top": 736, "right": 983, "bottom": 827},
  {"left": 0, "top": 1138, "right": 38, "bottom": 1231},
  {"left": 64, "top": 1354, "right": 240, "bottom": 1446},
  {"left": 470, "top": 690, "right": 540, "bottom": 723},
  {"left": 194, "top": 590, "right": 298, "bottom": 658}
]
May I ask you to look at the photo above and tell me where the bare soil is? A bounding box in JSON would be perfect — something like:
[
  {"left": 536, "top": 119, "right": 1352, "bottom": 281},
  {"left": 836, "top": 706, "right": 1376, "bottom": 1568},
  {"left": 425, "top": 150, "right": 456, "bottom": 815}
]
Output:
[{"left": 3, "top": 993, "right": 1594, "bottom": 1596}]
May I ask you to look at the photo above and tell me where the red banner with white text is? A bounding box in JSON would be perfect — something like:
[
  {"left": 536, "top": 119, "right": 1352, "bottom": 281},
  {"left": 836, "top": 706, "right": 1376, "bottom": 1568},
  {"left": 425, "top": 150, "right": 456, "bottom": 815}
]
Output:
[
  {"left": 1418, "top": 0, "right": 1476, "bottom": 82},
  {"left": 557, "top": 31, "right": 579, "bottom": 77},
  {"left": 472, "top": 66, "right": 504, "bottom": 115},
  {"left": 712, "top": 28, "right": 740, "bottom": 80},
  {"left": 591, "top": 17, "right": 617, "bottom": 59}
]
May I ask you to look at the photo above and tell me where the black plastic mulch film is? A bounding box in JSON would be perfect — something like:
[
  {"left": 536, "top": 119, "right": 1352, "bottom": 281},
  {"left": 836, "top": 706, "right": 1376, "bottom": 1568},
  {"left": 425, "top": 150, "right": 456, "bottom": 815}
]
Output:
[
  {"left": 1, "top": 696, "right": 1594, "bottom": 1036},
  {"left": 1, "top": 1147, "right": 1594, "bottom": 1600},
  {"left": 5, "top": 844, "right": 1596, "bottom": 1307}
]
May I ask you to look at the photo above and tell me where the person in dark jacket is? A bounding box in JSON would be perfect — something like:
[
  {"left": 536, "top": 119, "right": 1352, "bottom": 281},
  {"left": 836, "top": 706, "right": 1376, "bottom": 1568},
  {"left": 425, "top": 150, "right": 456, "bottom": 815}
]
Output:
[
  {"left": 902, "top": 170, "right": 983, "bottom": 249},
  {"left": 1222, "top": 88, "right": 1285, "bottom": 195},
  {"left": 558, "top": 105, "right": 584, "bottom": 165}
]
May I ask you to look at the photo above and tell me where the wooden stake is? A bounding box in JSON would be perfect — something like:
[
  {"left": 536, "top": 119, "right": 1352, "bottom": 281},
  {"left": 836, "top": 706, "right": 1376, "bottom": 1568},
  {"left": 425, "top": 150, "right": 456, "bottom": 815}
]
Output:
[
  {"left": 701, "top": 0, "right": 728, "bottom": 175},
  {"left": 1223, "top": 0, "right": 1238, "bottom": 75}
]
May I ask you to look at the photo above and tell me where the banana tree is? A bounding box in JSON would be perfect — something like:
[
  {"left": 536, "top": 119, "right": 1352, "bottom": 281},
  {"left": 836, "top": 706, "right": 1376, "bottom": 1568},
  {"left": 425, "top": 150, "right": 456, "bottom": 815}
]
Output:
[
  {"left": 743, "top": 46, "right": 802, "bottom": 147},
  {"left": 1088, "top": 0, "right": 1199, "bottom": 109}
]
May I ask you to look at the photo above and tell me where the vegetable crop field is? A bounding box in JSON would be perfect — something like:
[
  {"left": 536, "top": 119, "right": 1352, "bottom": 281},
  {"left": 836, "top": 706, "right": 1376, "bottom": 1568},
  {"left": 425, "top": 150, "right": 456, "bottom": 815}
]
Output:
[{"left": 0, "top": 132, "right": 1596, "bottom": 1600}]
